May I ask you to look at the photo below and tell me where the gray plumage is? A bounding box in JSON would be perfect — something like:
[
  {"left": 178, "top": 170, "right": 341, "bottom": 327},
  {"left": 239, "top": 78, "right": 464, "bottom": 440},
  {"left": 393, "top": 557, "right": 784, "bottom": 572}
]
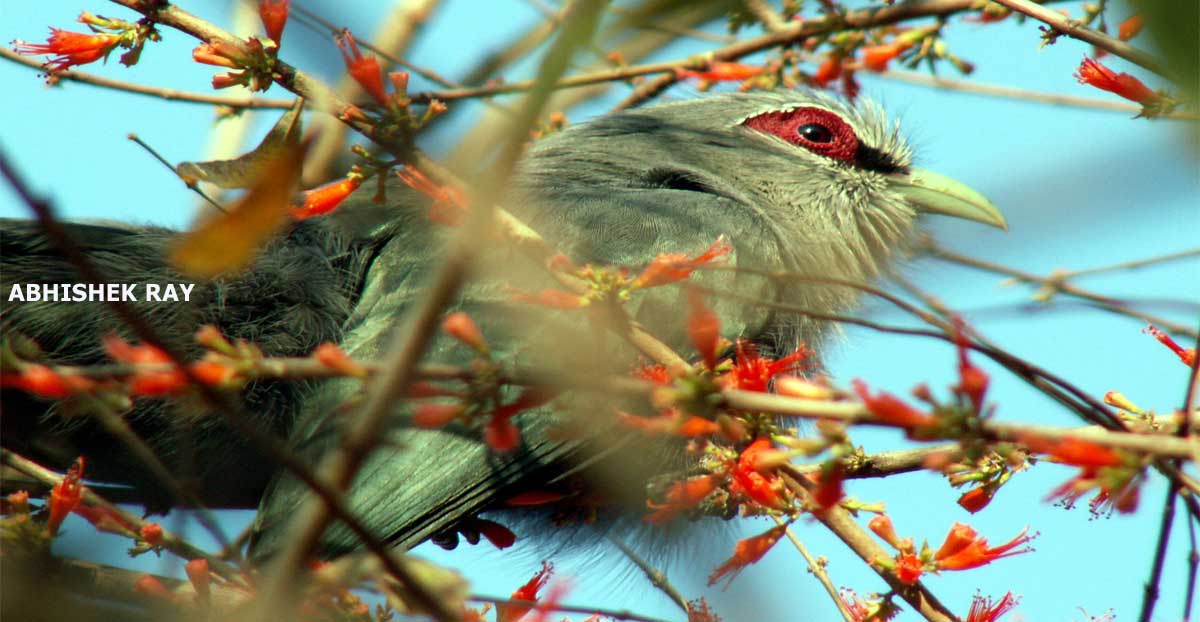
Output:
[{"left": 0, "top": 91, "right": 1001, "bottom": 562}]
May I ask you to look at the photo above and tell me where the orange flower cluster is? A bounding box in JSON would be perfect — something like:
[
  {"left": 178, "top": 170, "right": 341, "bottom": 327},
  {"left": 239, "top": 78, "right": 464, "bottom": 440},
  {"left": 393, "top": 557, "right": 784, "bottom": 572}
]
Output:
[
  {"left": 1024, "top": 435, "right": 1144, "bottom": 515},
  {"left": 869, "top": 514, "right": 1035, "bottom": 585},
  {"left": 644, "top": 437, "right": 792, "bottom": 525}
]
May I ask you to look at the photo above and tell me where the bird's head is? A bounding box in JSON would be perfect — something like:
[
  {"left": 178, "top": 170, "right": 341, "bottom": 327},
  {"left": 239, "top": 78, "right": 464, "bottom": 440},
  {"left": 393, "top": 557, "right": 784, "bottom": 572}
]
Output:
[{"left": 512, "top": 91, "right": 1005, "bottom": 353}]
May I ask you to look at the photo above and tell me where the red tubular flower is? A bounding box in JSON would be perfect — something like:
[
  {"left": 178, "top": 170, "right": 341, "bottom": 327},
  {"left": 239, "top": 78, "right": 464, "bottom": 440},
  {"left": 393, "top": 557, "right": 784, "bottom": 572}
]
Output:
[
  {"left": 292, "top": 174, "right": 363, "bottom": 220},
  {"left": 497, "top": 561, "right": 553, "bottom": 622},
  {"left": 46, "top": 457, "right": 85, "bottom": 537},
  {"left": 411, "top": 403, "right": 464, "bottom": 429},
  {"left": 812, "top": 460, "right": 845, "bottom": 512},
  {"left": 6, "top": 490, "right": 31, "bottom": 514},
  {"left": 676, "top": 62, "right": 766, "bottom": 82},
  {"left": 895, "top": 552, "right": 924, "bottom": 584},
  {"left": 852, "top": 379, "right": 936, "bottom": 430},
  {"left": 707, "top": 524, "right": 787, "bottom": 587},
  {"left": 464, "top": 517, "right": 516, "bottom": 549},
  {"left": 868, "top": 514, "right": 913, "bottom": 553},
  {"left": 634, "top": 364, "right": 672, "bottom": 384},
  {"left": 336, "top": 30, "right": 388, "bottom": 105},
  {"left": 812, "top": 55, "right": 843, "bottom": 87},
  {"left": 934, "top": 523, "right": 1035, "bottom": 571},
  {"left": 1117, "top": 15, "right": 1144, "bottom": 41},
  {"left": 860, "top": 42, "right": 911, "bottom": 72},
  {"left": 957, "top": 486, "right": 994, "bottom": 514},
  {"left": 955, "top": 328, "right": 989, "bottom": 411},
  {"left": 687, "top": 288, "right": 721, "bottom": 369},
  {"left": 258, "top": 0, "right": 289, "bottom": 46},
  {"left": 442, "top": 311, "right": 489, "bottom": 354},
  {"left": 730, "top": 438, "right": 788, "bottom": 510},
  {"left": 313, "top": 342, "right": 368, "bottom": 378},
  {"left": 140, "top": 522, "right": 164, "bottom": 546},
  {"left": 967, "top": 591, "right": 1020, "bottom": 622},
  {"left": 511, "top": 288, "right": 589, "bottom": 309},
  {"left": 13, "top": 28, "right": 121, "bottom": 72},
  {"left": 644, "top": 474, "right": 720, "bottom": 524},
  {"left": 1023, "top": 435, "right": 1123, "bottom": 468},
  {"left": 720, "top": 341, "right": 810, "bottom": 393},
  {"left": 485, "top": 417, "right": 521, "bottom": 452},
  {"left": 395, "top": 167, "right": 469, "bottom": 225},
  {"left": 631, "top": 236, "right": 733, "bottom": 289},
  {"left": 133, "top": 575, "right": 172, "bottom": 600},
  {"left": 1145, "top": 325, "right": 1197, "bottom": 367},
  {"left": 2, "top": 364, "right": 93, "bottom": 398},
  {"left": 191, "top": 41, "right": 245, "bottom": 69},
  {"left": 1075, "top": 57, "right": 1156, "bottom": 104},
  {"left": 185, "top": 558, "right": 211, "bottom": 603},
  {"left": 104, "top": 335, "right": 188, "bottom": 395},
  {"left": 617, "top": 410, "right": 721, "bottom": 438},
  {"left": 190, "top": 360, "right": 237, "bottom": 386}
]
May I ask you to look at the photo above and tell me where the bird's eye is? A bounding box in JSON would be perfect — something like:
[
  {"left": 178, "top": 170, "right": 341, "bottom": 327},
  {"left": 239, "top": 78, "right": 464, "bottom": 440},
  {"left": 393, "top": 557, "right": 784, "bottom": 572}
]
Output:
[
  {"left": 743, "top": 106, "right": 859, "bottom": 163},
  {"left": 796, "top": 123, "right": 833, "bottom": 144}
]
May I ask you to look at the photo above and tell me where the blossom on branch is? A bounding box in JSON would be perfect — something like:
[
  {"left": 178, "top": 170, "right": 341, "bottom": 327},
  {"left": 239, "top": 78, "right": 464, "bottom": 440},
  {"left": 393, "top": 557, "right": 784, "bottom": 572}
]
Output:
[
  {"left": 46, "top": 457, "right": 85, "bottom": 537},
  {"left": 933, "top": 522, "right": 1035, "bottom": 572},
  {"left": 13, "top": 28, "right": 121, "bottom": 72},
  {"left": 644, "top": 474, "right": 720, "bottom": 524},
  {"left": 396, "top": 166, "right": 468, "bottom": 225},
  {"left": 497, "top": 561, "right": 554, "bottom": 622},
  {"left": 258, "top": 0, "right": 289, "bottom": 46},
  {"left": 676, "top": 62, "right": 767, "bottom": 86},
  {"left": 966, "top": 591, "right": 1020, "bottom": 622},
  {"left": 1117, "top": 15, "right": 1143, "bottom": 41},
  {"left": 631, "top": 236, "right": 732, "bottom": 289},
  {"left": 707, "top": 524, "right": 788, "bottom": 587},
  {"left": 292, "top": 173, "right": 364, "bottom": 220},
  {"left": 1074, "top": 57, "right": 1176, "bottom": 117},
  {"left": 1145, "top": 324, "right": 1197, "bottom": 367},
  {"left": 852, "top": 379, "right": 936, "bottom": 431},
  {"left": 719, "top": 341, "right": 811, "bottom": 393},
  {"left": 337, "top": 30, "right": 388, "bottom": 106}
]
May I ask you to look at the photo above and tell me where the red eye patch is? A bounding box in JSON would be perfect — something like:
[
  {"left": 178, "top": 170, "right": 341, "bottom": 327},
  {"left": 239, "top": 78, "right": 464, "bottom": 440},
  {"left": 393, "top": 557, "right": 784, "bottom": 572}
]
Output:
[{"left": 743, "top": 107, "right": 859, "bottom": 163}]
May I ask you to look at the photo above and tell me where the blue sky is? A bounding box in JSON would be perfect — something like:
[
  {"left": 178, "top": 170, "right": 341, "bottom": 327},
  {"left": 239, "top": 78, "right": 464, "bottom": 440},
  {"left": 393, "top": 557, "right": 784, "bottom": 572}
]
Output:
[{"left": 3, "top": 1, "right": 1197, "bottom": 620}]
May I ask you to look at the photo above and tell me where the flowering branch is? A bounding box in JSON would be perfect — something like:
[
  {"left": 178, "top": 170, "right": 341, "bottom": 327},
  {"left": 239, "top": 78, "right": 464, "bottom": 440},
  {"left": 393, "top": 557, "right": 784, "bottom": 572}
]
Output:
[
  {"left": 0, "top": 449, "right": 242, "bottom": 581},
  {"left": 0, "top": 47, "right": 294, "bottom": 108}
]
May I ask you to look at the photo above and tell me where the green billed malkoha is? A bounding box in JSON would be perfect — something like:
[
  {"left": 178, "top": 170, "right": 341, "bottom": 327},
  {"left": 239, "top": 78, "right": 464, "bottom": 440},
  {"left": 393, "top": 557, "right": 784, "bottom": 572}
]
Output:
[{"left": 0, "top": 91, "right": 1004, "bottom": 561}]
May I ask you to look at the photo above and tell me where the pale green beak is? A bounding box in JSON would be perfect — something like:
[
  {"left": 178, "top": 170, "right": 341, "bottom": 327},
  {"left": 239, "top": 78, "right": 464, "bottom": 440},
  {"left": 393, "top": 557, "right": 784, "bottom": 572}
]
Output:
[{"left": 891, "top": 168, "right": 1007, "bottom": 231}]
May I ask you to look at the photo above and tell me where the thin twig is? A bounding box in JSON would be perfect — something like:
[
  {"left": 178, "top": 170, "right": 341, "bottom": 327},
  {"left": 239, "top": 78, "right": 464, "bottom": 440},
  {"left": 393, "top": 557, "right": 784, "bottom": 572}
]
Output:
[
  {"left": 924, "top": 241, "right": 1198, "bottom": 339},
  {"left": 127, "top": 133, "right": 227, "bottom": 213},
  {"left": 878, "top": 69, "right": 1198, "bottom": 120},
  {"left": 777, "top": 469, "right": 956, "bottom": 621},
  {"left": 775, "top": 517, "right": 855, "bottom": 622},
  {"left": 990, "top": 0, "right": 1167, "bottom": 76},
  {"left": 1140, "top": 483, "right": 1179, "bottom": 622},
  {"left": 608, "top": 535, "right": 690, "bottom": 614}
]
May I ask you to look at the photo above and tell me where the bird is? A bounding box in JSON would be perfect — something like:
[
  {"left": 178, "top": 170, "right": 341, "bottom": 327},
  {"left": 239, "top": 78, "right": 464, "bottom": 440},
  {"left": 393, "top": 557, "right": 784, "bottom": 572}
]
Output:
[{"left": 0, "top": 90, "right": 1004, "bottom": 563}]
